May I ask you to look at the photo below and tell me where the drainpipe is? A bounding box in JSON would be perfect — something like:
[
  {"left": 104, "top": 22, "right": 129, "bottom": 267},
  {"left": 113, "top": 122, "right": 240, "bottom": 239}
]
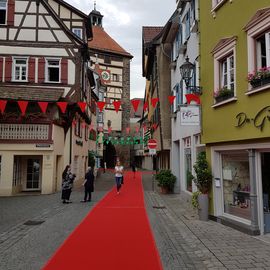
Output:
[{"left": 69, "top": 125, "right": 72, "bottom": 165}]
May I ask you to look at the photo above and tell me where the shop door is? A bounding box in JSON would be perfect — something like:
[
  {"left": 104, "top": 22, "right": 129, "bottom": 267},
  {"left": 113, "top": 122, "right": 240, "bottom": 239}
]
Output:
[
  {"left": 261, "top": 153, "right": 270, "bottom": 233},
  {"left": 26, "top": 159, "right": 41, "bottom": 190}
]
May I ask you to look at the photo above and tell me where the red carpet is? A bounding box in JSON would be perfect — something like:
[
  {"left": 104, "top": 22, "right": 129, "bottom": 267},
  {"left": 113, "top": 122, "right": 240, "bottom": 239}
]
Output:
[{"left": 43, "top": 171, "right": 163, "bottom": 270}]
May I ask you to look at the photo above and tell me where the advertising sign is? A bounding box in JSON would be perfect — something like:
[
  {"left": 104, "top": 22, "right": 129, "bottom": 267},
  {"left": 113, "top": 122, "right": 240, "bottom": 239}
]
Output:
[{"left": 180, "top": 106, "right": 200, "bottom": 126}]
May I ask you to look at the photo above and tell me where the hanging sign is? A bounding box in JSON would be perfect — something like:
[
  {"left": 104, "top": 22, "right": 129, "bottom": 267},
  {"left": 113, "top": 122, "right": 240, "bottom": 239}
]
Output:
[{"left": 180, "top": 106, "right": 200, "bottom": 126}]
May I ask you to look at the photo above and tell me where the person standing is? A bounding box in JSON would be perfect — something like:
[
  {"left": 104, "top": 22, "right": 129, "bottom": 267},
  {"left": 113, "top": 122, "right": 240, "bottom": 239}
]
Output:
[
  {"left": 81, "top": 167, "right": 94, "bottom": 202},
  {"left": 115, "top": 160, "right": 124, "bottom": 194},
  {"left": 61, "top": 165, "right": 76, "bottom": 204},
  {"left": 131, "top": 161, "right": 136, "bottom": 178}
]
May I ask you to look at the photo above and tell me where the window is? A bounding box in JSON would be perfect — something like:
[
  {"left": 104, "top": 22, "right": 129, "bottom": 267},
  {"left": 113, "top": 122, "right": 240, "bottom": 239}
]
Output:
[
  {"left": 13, "top": 58, "right": 28, "bottom": 82},
  {"left": 72, "top": 28, "right": 82, "bottom": 39},
  {"left": 0, "top": 0, "right": 7, "bottom": 25},
  {"left": 46, "top": 59, "right": 60, "bottom": 83},
  {"left": 256, "top": 32, "right": 270, "bottom": 69},
  {"left": 190, "top": 0, "right": 196, "bottom": 24},
  {"left": 104, "top": 55, "right": 111, "bottom": 64},
  {"left": 220, "top": 54, "right": 234, "bottom": 90},
  {"left": 184, "top": 10, "right": 191, "bottom": 41},
  {"left": 112, "top": 73, "right": 119, "bottom": 82}
]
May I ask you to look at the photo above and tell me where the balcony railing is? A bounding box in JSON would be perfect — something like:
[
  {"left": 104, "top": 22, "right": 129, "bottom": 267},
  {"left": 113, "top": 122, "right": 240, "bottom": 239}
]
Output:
[{"left": 0, "top": 124, "right": 51, "bottom": 141}]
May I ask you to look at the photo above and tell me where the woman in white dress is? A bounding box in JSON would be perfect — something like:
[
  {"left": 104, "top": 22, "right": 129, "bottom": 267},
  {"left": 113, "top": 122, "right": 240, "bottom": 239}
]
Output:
[{"left": 115, "top": 160, "right": 124, "bottom": 194}]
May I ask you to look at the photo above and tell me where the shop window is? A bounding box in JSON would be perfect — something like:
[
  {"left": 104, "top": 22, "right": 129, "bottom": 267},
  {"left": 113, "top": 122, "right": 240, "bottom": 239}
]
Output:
[
  {"left": 46, "top": 59, "right": 60, "bottom": 83},
  {"left": 0, "top": 0, "right": 7, "bottom": 25},
  {"left": 13, "top": 57, "right": 28, "bottom": 82},
  {"left": 221, "top": 152, "right": 251, "bottom": 220}
]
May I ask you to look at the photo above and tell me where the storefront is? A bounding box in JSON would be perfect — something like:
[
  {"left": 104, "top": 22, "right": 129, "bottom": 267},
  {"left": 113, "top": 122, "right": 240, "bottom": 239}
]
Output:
[{"left": 211, "top": 143, "right": 270, "bottom": 235}]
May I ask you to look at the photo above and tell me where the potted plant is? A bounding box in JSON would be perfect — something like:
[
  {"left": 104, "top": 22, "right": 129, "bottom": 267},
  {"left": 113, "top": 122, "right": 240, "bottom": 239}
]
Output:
[
  {"left": 155, "top": 169, "right": 176, "bottom": 194},
  {"left": 247, "top": 66, "right": 270, "bottom": 88},
  {"left": 193, "top": 151, "right": 212, "bottom": 221},
  {"left": 213, "top": 87, "right": 234, "bottom": 103}
]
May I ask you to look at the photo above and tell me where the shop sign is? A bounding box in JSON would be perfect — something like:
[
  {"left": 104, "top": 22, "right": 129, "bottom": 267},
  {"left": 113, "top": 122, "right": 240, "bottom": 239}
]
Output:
[
  {"left": 180, "top": 106, "right": 200, "bottom": 126},
  {"left": 36, "top": 144, "right": 51, "bottom": 148},
  {"left": 235, "top": 106, "right": 270, "bottom": 131}
]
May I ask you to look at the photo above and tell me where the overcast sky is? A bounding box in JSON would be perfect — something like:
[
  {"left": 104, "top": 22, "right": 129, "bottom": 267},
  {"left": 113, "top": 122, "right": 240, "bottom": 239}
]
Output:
[{"left": 65, "top": 0, "right": 176, "bottom": 99}]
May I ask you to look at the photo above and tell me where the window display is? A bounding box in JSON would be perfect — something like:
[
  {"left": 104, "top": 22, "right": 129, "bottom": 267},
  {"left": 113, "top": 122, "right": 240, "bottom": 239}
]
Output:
[{"left": 222, "top": 152, "right": 251, "bottom": 220}]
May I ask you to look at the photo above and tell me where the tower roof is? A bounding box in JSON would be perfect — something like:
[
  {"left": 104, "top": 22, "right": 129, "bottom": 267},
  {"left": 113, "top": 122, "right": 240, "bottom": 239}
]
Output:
[{"left": 89, "top": 26, "right": 133, "bottom": 58}]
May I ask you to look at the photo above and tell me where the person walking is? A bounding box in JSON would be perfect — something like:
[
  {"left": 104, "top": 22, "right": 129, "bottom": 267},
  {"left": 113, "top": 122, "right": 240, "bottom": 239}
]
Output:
[
  {"left": 61, "top": 165, "right": 76, "bottom": 204},
  {"left": 115, "top": 160, "right": 124, "bottom": 195},
  {"left": 131, "top": 161, "right": 136, "bottom": 178},
  {"left": 81, "top": 167, "right": 94, "bottom": 202}
]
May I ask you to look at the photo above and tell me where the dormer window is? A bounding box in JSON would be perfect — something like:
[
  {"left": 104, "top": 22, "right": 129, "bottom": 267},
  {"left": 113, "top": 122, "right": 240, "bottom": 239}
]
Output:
[
  {"left": 0, "top": 0, "right": 7, "bottom": 25},
  {"left": 72, "top": 28, "right": 82, "bottom": 39}
]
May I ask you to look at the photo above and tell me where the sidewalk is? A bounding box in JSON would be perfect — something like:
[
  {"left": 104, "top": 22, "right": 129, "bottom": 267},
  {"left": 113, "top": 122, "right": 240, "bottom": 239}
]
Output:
[{"left": 142, "top": 173, "right": 270, "bottom": 270}]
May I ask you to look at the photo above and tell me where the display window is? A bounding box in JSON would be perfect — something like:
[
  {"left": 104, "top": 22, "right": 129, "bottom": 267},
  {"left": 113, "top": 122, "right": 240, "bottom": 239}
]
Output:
[{"left": 222, "top": 151, "right": 251, "bottom": 220}]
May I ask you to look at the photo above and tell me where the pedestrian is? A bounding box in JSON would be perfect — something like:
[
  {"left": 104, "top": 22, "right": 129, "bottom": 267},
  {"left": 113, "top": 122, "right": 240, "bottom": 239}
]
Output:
[
  {"left": 115, "top": 160, "right": 124, "bottom": 195},
  {"left": 61, "top": 165, "right": 76, "bottom": 204},
  {"left": 81, "top": 167, "right": 94, "bottom": 202},
  {"left": 131, "top": 161, "right": 136, "bottom": 178}
]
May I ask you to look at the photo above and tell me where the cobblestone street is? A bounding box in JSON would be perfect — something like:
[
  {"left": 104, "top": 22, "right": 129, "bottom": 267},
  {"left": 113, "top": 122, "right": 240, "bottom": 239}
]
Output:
[{"left": 1, "top": 171, "right": 270, "bottom": 269}]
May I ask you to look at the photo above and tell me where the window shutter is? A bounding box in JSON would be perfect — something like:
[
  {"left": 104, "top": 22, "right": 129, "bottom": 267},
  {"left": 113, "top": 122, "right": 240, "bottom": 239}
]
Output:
[
  {"left": 7, "top": 0, "right": 15, "bottom": 26},
  {"left": 61, "top": 58, "right": 68, "bottom": 84},
  {"left": 38, "top": 57, "right": 45, "bottom": 83},
  {"left": 28, "top": 57, "right": 35, "bottom": 83},
  {"left": 0, "top": 58, "right": 3, "bottom": 82},
  {"left": 5, "top": 57, "right": 12, "bottom": 82}
]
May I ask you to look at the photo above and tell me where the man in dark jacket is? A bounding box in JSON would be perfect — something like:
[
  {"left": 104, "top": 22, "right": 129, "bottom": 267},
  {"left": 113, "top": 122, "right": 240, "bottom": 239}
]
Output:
[{"left": 81, "top": 167, "right": 94, "bottom": 202}]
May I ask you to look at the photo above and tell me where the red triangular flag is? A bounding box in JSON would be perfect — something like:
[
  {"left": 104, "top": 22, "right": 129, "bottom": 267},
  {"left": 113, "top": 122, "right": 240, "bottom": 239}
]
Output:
[
  {"left": 72, "top": 120, "right": 77, "bottom": 126},
  {"left": 168, "top": 96, "right": 176, "bottom": 105},
  {"left": 151, "top": 98, "right": 159, "bottom": 108},
  {"left": 108, "top": 127, "right": 112, "bottom": 133},
  {"left": 135, "top": 126, "right": 140, "bottom": 133},
  {"left": 113, "top": 101, "right": 121, "bottom": 113},
  {"left": 38, "top": 102, "right": 48, "bottom": 114},
  {"left": 185, "top": 94, "right": 201, "bottom": 105},
  {"left": 143, "top": 103, "right": 148, "bottom": 112},
  {"left": 126, "top": 127, "right": 130, "bottom": 134},
  {"left": 78, "top": 102, "right": 87, "bottom": 113},
  {"left": 57, "top": 102, "right": 67, "bottom": 113},
  {"left": 18, "top": 101, "right": 28, "bottom": 116},
  {"left": 131, "top": 99, "right": 141, "bottom": 112},
  {"left": 97, "top": 101, "right": 106, "bottom": 112},
  {"left": 152, "top": 123, "right": 158, "bottom": 130},
  {"left": 0, "top": 100, "right": 7, "bottom": 114}
]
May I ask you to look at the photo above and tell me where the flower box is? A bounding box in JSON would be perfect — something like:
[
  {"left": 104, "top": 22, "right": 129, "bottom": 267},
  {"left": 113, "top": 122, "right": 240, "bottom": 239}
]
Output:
[
  {"left": 213, "top": 87, "right": 234, "bottom": 103},
  {"left": 250, "top": 76, "right": 270, "bottom": 89}
]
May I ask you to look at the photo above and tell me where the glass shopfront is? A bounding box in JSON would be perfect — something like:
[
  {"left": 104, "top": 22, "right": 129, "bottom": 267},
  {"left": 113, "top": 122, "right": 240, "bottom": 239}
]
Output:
[{"left": 222, "top": 151, "right": 251, "bottom": 220}]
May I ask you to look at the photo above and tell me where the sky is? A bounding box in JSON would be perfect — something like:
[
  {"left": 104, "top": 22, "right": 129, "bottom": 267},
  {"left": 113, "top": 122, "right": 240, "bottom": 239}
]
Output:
[{"left": 65, "top": 0, "right": 176, "bottom": 99}]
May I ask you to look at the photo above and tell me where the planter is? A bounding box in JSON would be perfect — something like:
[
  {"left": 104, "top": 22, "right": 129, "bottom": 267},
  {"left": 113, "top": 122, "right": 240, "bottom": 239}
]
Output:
[
  {"left": 198, "top": 193, "right": 209, "bottom": 221},
  {"left": 250, "top": 77, "right": 270, "bottom": 88},
  {"left": 160, "top": 186, "right": 169, "bottom": 194},
  {"left": 215, "top": 92, "right": 234, "bottom": 103}
]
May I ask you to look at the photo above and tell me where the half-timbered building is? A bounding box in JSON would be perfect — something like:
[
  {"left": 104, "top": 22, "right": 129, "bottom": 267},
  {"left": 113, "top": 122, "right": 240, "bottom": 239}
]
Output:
[{"left": 0, "top": 0, "right": 93, "bottom": 196}]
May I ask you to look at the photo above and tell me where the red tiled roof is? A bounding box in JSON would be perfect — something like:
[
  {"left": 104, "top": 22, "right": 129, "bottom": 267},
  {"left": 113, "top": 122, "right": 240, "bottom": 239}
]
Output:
[
  {"left": 89, "top": 26, "right": 133, "bottom": 58},
  {"left": 142, "top": 26, "right": 163, "bottom": 44}
]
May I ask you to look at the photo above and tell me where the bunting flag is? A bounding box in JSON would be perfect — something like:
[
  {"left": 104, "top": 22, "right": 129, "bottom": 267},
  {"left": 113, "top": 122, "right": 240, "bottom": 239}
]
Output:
[
  {"left": 57, "top": 102, "right": 68, "bottom": 113},
  {"left": 168, "top": 96, "right": 176, "bottom": 105},
  {"left": 38, "top": 102, "right": 48, "bottom": 114},
  {"left": 97, "top": 101, "right": 106, "bottom": 112},
  {"left": 143, "top": 102, "right": 149, "bottom": 112},
  {"left": 152, "top": 123, "right": 158, "bottom": 130},
  {"left": 126, "top": 127, "right": 130, "bottom": 134},
  {"left": 78, "top": 102, "right": 87, "bottom": 113},
  {"left": 131, "top": 99, "right": 141, "bottom": 112},
  {"left": 18, "top": 101, "right": 28, "bottom": 116},
  {"left": 151, "top": 98, "right": 159, "bottom": 108},
  {"left": 113, "top": 101, "right": 121, "bottom": 113},
  {"left": 135, "top": 126, "right": 140, "bottom": 133},
  {"left": 108, "top": 127, "right": 112, "bottom": 134},
  {"left": 0, "top": 100, "right": 7, "bottom": 114},
  {"left": 72, "top": 119, "right": 77, "bottom": 126},
  {"left": 185, "top": 94, "right": 201, "bottom": 105}
]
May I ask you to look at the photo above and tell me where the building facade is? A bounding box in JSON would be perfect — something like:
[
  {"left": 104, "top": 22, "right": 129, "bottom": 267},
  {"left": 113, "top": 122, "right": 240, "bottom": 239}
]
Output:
[
  {"left": 200, "top": 0, "right": 270, "bottom": 235},
  {"left": 0, "top": 0, "right": 93, "bottom": 195},
  {"left": 88, "top": 6, "right": 133, "bottom": 168}
]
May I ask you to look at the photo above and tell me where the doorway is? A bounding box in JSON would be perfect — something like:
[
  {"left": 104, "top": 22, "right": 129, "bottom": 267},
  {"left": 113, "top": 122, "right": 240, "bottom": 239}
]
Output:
[
  {"left": 261, "top": 153, "right": 270, "bottom": 233},
  {"left": 26, "top": 158, "right": 41, "bottom": 190}
]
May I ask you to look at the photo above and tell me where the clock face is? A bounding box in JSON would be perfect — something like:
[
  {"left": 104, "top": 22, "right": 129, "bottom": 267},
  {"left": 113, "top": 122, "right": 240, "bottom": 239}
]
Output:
[{"left": 101, "top": 70, "right": 110, "bottom": 81}]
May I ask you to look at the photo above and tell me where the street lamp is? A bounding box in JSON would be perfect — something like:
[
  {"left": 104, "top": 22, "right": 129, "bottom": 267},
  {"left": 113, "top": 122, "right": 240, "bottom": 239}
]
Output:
[
  {"left": 179, "top": 56, "right": 194, "bottom": 88},
  {"left": 179, "top": 56, "right": 201, "bottom": 95}
]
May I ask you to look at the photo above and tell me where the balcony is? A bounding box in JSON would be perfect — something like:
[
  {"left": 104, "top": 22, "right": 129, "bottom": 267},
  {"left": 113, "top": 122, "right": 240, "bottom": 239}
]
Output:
[{"left": 0, "top": 123, "right": 52, "bottom": 143}]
